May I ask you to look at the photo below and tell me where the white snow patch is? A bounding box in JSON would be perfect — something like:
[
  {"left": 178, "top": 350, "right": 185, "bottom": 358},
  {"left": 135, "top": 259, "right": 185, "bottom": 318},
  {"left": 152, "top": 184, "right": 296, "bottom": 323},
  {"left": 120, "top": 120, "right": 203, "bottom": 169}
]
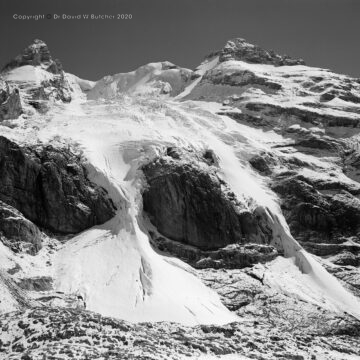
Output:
[{"left": 265, "top": 254, "right": 360, "bottom": 319}]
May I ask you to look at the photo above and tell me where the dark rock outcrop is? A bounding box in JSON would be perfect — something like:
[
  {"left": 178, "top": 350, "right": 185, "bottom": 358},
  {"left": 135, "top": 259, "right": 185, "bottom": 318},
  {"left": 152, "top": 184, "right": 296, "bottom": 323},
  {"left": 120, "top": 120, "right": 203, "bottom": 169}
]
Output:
[
  {"left": 142, "top": 150, "right": 273, "bottom": 250},
  {"left": 0, "top": 201, "right": 42, "bottom": 255},
  {"left": 249, "top": 152, "right": 278, "bottom": 175},
  {"left": 150, "top": 232, "right": 278, "bottom": 269},
  {"left": 203, "top": 68, "right": 282, "bottom": 90},
  {"left": 244, "top": 102, "right": 360, "bottom": 128},
  {"left": 271, "top": 174, "right": 360, "bottom": 244},
  {"left": 16, "top": 276, "right": 53, "bottom": 291},
  {"left": 0, "top": 80, "right": 22, "bottom": 120},
  {"left": 294, "top": 135, "right": 345, "bottom": 154},
  {"left": 0, "top": 136, "right": 116, "bottom": 234},
  {"left": 2, "top": 39, "right": 63, "bottom": 75},
  {"left": 218, "top": 38, "right": 305, "bottom": 66}
]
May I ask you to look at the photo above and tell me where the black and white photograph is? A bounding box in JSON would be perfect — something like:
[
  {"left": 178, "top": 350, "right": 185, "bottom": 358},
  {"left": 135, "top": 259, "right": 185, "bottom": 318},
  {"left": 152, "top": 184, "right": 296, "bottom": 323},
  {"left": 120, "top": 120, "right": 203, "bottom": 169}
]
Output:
[{"left": 0, "top": 0, "right": 360, "bottom": 359}]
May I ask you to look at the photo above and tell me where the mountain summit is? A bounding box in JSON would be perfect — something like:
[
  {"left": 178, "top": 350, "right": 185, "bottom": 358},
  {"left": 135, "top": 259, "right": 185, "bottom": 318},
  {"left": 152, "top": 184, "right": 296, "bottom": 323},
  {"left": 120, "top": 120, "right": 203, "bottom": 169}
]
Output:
[
  {"left": 213, "top": 37, "right": 306, "bottom": 66},
  {"left": 2, "top": 39, "right": 64, "bottom": 75},
  {"left": 0, "top": 39, "right": 72, "bottom": 116}
]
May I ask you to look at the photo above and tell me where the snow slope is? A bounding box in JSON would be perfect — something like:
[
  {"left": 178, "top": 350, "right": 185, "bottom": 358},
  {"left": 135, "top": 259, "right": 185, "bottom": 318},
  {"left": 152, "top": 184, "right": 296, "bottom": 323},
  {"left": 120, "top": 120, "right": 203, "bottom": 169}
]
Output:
[
  {"left": 1, "top": 56, "right": 360, "bottom": 324},
  {"left": 87, "top": 62, "right": 192, "bottom": 99},
  {"left": 27, "top": 98, "right": 236, "bottom": 325},
  {"left": 0, "top": 92, "right": 345, "bottom": 322},
  {"left": 3, "top": 65, "right": 54, "bottom": 84}
]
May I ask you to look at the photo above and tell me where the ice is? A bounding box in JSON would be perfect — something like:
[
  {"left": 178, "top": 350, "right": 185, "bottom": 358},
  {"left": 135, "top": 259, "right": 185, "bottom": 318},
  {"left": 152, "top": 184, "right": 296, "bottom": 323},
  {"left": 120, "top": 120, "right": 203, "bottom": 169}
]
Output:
[
  {"left": 87, "top": 62, "right": 192, "bottom": 100},
  {"left": 265, "top": 254, "right": 360, "bottom": 319},
  {"left": 1, "top": 58, "right": 360, "bottom": 324},
  {"left": 3, "top": 65, "right": 54, "bottom": 84}
]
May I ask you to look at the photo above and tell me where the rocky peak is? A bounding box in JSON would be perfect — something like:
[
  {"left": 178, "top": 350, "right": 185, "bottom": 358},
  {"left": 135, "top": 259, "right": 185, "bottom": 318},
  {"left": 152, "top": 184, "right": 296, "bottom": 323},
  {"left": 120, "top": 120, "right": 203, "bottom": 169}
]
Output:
[
  {"left": 2, "top": 39, "right": 64, "bottom": 75},
  {"left": 218, "top": 37, "right": 306, "bottom": 66}
]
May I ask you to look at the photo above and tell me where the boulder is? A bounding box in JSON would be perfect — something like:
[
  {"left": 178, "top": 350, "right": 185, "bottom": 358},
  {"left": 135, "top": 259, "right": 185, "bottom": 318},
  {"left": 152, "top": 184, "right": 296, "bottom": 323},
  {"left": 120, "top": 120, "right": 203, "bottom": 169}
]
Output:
[
  {"left": 249, "top": 152, "right": 277, "bottom": 175},
  {"left": 0, "top": 136, "right": 116, "bottom": 234}
]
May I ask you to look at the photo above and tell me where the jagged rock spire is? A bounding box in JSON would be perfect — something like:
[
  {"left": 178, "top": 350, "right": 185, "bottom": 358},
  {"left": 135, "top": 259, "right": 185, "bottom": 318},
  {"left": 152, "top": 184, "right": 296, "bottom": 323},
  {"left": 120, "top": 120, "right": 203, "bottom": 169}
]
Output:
[{"left": 2, "top": 39, "right": 63, "bottom": 74}]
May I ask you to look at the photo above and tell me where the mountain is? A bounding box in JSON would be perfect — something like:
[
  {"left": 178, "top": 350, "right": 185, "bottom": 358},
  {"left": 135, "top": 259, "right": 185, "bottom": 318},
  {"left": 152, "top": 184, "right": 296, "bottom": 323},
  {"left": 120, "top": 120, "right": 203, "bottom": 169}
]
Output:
[
  {"left": 0, "top": 38, "right": 360, "bottom": 360},
  {"left": 0, "top": 39, "right": 73, "bottom": 117},
  {"left": 87, "top": 61, "right": 193, "bottom": 99}
]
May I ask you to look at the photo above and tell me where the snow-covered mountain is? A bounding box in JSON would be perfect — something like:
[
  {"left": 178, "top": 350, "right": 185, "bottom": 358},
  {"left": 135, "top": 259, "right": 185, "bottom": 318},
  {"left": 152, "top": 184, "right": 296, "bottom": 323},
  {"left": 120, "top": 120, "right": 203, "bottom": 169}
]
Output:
[
  {"left": 0, "top": 38, "right": 360, "bottom": 360},
  {"left": 87, "top": 61, "right": 193, "bottom": 99}
]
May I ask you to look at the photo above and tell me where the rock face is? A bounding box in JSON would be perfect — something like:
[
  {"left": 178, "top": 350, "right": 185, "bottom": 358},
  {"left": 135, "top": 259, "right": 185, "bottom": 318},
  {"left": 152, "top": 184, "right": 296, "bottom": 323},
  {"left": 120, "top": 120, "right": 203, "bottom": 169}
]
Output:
[
  {"left": 142, "top": 148, "right": 272, "bottom": 250},
  {"left": 0, "top": 201, "right": 42, "bottom": 255},
  {"left": 271, "top": 173, "right": 360, "bottom": 244},
  {"left": 2, "top": 39, "right": 63, "bottom": 75},
  {"left": 218, "top": 38, "right": 305, "bottom": 66},
  {"left": 270, "top": 173, "right": 360, "bottom": 279},
  {"left": 203, "top": 68, "right": 282, "bottom": 90},
  {"left": 16, "top": 277, "right": 53, "bottom": 292},
  {"left": 149, "top": 232, "right": 278, "bottom": 269},
  {"left": 0, "top": 80, "right": 22, "bottom": 120},
  {"left": 243, "top": 102, "right": 360, "bottom": 129},
  {"left": 0, "top": 136, "right": 116, "bottom": 234}
]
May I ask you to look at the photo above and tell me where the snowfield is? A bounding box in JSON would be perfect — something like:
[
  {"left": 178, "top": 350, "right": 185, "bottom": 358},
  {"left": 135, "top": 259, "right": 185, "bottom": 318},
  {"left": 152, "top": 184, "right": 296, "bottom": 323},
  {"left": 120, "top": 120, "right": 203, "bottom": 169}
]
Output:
[{"left": 1, "top": 79, "right": 359, "bottom": 325}]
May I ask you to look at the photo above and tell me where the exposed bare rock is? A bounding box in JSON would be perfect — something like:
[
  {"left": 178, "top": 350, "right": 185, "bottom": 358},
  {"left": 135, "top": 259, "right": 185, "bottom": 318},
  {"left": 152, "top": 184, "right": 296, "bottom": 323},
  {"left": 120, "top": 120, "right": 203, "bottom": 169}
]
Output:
[
  {"left": 344, "top": 150, "right": 360, "bottom": 183},
  {"left": 0, "top": 80, "right": 22, "bottom": 120},
  {"left": 249, "top": 152, "right": 278, "bottom": 175},
  {"left": 294, "top": 135, "right": 345, "bottom": 154},
  {"left": 0, "top": 271, "right": 36, "bottom": 313},
  {"left": 0, "top": 136, "right": 116, "bottom": 234},
  {"left": 185, "top": 42, "right": 360, "bottom": 139},
  {"left": 203, "top": 68, "right": 282, "bottom": 90},
  {"left": 0, "top": 201, "right": 42, "bottom": 255},
  {"left": 2, "top": 39, "right": 63, "bottom": 75},
  {"left": 271, "top": 174, "right": 360, "bottom": 243},
  {"left": 16, "top": 277, "right": 53, "bottom": 292},
  {"left": 1, "top": 39, "right": 72, "bottom": 111},
  {"left": 198, "top": 267, "right": 360, "bottom": 337},
  {"left": 218, "top": 38, "right": 305, "bottom": 66},
  {"left": 149, "top": 232, "right": 279, "bottom": 269},
  {"left": 142, "top": 150, "right": 273, "bottom": 250},
  {"left": 331, "top": 251, "right": 360, "bottom": 267},
  {"left": 244, "top": 102, "right": 360, "bottom": 128},
  {"left": 1, "top": 307, "right": 359, "bottom": 360}
]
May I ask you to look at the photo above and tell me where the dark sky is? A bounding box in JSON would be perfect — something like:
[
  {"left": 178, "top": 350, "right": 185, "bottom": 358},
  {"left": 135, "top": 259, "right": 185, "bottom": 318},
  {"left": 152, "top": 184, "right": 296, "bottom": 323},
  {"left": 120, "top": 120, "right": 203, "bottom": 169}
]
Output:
[{"left": 1, "top": 0, "right": 359, "bottom": 80}]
